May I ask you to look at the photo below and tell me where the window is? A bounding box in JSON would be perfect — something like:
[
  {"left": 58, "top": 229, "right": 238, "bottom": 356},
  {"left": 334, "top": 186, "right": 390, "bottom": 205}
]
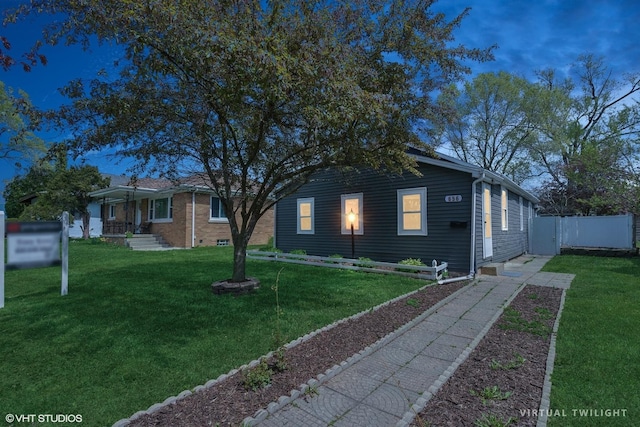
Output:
[
  {"left": 397, "top": 187, "right": 427, "bottom": 236},
  {"left": 297, "top": 198, "right": 314, "bottom": 234},
  {"left": 149, "top": 197, "right": 173, "bottom": 221},
  {"left": 210, "top": 196, "right": 227, "bottom": 221},
  {"left": 341, "top": 193, "right": 363, "bottom": 235},
  {"left": 519, "top": 196, "right": 524, "bottom": 231},
  {"left": 108, "top": 204, "right": 116, "bottom": 219},
  {"left": 501, "top": 187, "right": 508, "bottom": 231}
]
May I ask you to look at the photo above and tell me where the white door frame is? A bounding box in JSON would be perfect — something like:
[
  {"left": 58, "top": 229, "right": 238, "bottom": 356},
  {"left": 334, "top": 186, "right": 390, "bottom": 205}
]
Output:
[{"left": 482, "top": 183, "right": 494, "bottom": 259}]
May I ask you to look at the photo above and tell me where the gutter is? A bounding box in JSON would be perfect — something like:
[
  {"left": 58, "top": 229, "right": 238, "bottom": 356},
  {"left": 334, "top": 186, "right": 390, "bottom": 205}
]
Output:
[
  {"left": 469, "top": 171, "right": 487, "bottom": 277},
  {"left": 438, "top": 274, "right": 475, "bottom": 285},
  {"left": 436, "top": 172, "right": 484, "bottom": 286},
  {"left": 191, "top": 191, "right": 196, "bottom": 248}
]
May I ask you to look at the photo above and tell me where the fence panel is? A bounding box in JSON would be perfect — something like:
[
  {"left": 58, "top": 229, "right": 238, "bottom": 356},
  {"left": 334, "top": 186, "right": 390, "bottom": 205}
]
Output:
[{"left": 560, "top": 214, "right": 635, "bottom": 249}]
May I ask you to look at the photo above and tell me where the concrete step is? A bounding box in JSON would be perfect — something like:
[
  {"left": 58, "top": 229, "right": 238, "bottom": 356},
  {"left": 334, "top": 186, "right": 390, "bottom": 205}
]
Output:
[
  {"left": 126, "top": 234, "right": 172, "bottom": 251},
  {"left": 480, "top": 262, "right": 505, "bottom": 276}
]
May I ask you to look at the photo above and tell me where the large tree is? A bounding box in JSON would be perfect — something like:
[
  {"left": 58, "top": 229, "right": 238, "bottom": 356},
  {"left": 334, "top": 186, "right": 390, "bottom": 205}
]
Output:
[
  {"left": 436, "top": 71, "right": 536, "bottom": 185},
  {"left": 529, "top": 54, "right": 640, "bottom": 215},
  {"left": 8, "top": 0, "right": 492, "bottom": 282},
  {"left": 0, "top": 81, "right": 46, "bottom": 169},
  {"left": 3, "top": 145, "right": 110, "bottom": 237}
]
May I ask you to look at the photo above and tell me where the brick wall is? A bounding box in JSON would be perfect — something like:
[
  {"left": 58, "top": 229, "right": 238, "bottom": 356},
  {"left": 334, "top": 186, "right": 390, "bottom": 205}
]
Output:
[
  {"left": 147, "top": 191, "right": 274, "bottom": 248},
  {"left": 191, "top": 193, "right": 274, "bottom": 247}
]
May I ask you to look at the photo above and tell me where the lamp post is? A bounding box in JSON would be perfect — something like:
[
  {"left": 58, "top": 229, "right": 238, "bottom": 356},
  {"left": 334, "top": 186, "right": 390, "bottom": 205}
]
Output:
[{"left": 348, "top": 209, "right": 356, "bottom": 259}]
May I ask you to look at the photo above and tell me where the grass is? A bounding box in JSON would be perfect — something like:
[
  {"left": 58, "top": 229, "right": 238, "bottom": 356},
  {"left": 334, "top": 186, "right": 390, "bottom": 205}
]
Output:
[
  {"left": 0, "top": 239, "right": 427, "bottom": 426},
  {"left": 543, "top": 255, "right": 640, "bottom": 426}
]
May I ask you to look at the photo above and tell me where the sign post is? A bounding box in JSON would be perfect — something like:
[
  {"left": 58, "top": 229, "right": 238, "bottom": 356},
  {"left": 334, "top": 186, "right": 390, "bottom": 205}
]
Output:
[
  {"left": 1, "top": 212, "right": 69, "bottom": 309},
  {"left": 1, "top": 211, "right": 5, "bottom": 309},
  {"left": 61, "top": 211, "right": 69, "bottom": 296}
]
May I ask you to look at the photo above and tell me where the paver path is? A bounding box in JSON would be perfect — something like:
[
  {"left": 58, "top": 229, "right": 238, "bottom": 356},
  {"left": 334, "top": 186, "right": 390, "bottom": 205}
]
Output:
[{"left": 248, "top": 255, "right": 575, "bottom": 427}]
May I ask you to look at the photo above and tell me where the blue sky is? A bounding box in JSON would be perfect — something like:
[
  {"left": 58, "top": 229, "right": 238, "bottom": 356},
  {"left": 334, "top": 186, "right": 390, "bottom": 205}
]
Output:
[{"left": 1, "top": 0, "right": 639, "bottom": 207}]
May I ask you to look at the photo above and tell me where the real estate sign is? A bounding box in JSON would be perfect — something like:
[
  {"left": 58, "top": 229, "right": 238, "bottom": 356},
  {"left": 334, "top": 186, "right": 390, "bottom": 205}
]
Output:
[
  {"left": 1, "top": 211, "right": 69, "bottom": 309},
  {"left": 6, "top": 221, "right": 62, "bottom": 269}
]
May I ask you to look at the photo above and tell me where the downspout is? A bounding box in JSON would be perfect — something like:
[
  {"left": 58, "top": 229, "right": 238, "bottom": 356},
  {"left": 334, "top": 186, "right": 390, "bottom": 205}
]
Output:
[
  {"left": 437, "top": 171, "right": 485, "bottom": 285},
  {"left": 191, "top": 191, "right": 196, "bottom": 248},
  {"left": 469, "top": 172, "right": 486, "bottom": 275}
]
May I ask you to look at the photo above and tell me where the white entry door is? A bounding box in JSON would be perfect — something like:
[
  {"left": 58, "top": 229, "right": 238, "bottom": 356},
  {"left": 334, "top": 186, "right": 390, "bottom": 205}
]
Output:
[{"left": 482, "top": 183, "right": 493, "bottom": 258}]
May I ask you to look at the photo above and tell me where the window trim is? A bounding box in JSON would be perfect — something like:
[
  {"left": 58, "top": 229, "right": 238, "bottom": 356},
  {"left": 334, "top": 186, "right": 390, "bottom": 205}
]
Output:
[
  {"left": 108, "top": 204, "right": 116, "bottom": 220},
  {"left": 341, "top": 193, "right": 363, "bottom": 235},
  {"left": 501, "top": 186, "right": 508, "bottom": 231},
  {"left": 397, "top": 187, "right": 428, "bottom": 236},
  {"left": 519, "top": 196, "right": 524, "bottom": 232},
  {"left": 296, "top": 197, "right": 315, "bottom": 234},
  {"left": 149, "top": 196, "right": 173, "bottom": 223},
  {"left": 210, "top": 196, "right": 229, "bottom": 223}
]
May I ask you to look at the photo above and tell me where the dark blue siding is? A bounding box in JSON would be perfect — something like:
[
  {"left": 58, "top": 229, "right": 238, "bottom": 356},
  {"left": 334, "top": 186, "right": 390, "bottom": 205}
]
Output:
[
  {"left": 276, "top": 161, "right": 537, "bottom": 274},
  {"left": 275, "top": 165, "right": 474, "bottom": 272},
  {"left": 473, "top": 184, "right": 531, "bottom": 269}
]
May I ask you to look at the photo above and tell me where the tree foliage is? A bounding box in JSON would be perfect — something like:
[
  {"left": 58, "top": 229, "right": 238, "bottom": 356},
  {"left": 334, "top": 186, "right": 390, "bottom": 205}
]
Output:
[
  {"left": 436, "top": 71, "right": 535, "bottom": 184},
  {"left": 0, "top": 80, "right": 46, "bottom": 169},
  {"left": 530, "top": 54, "right": 640, "bottom": 215},
  {"left": 7, "top": 0, "right": 492, "bottom": 281},
  {"left": 3, "top": 146, "right": 110, "bottom": 237}
]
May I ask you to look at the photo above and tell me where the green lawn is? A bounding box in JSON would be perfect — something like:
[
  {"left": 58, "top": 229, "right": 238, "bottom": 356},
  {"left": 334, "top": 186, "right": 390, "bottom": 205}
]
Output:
[
  {"left": 0, "top": 240, "right": 426, "bottom": 426},
  {"left": 543, "top": 255, "right": 640, "bottom": 426}
]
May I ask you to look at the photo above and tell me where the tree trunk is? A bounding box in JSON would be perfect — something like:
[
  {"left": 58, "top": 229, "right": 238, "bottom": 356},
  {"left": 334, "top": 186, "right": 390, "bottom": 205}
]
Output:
[
  {"left": 82, "top": 212, "right": 91, "bottom": 239},
  {"left": 231, "top": 237, "right": 248, "bottom": 282}
]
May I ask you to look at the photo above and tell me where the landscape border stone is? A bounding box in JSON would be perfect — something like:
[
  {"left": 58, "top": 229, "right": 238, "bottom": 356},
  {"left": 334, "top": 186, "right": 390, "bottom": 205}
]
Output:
[{"left": 112, "top": 280, "right": 463, "bottom": 426}]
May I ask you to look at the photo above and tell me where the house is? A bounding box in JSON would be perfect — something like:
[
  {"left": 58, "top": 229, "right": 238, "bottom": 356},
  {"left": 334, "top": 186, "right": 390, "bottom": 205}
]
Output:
[
  {"left": 17, "top": 192, "right": 102, "bottom": 238},
  {"left": 89, "top": 176, "right": 273, "bottom": 248},
  {"left": 274, "top": 152, "right": 538, "bottom": 274}
]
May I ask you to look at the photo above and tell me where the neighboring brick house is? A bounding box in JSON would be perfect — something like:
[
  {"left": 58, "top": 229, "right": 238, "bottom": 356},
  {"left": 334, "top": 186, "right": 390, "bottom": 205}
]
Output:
[{"left": 90, "top": 176, "right": 273, "bottom": 248}]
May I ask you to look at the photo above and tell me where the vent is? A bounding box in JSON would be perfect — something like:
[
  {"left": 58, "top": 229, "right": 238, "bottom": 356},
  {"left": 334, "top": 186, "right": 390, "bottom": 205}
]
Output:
[{"left": 216, "top": 239, "right": 230, "bottom": 246}]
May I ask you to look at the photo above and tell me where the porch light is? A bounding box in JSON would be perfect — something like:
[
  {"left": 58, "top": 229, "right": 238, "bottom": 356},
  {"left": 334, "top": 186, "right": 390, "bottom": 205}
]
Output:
[
  {"left": 348, "top": 209, "right": 356, "bottom": 259},
  {"left": 347, "top": 209, "right": 356, "bottom": 226}
]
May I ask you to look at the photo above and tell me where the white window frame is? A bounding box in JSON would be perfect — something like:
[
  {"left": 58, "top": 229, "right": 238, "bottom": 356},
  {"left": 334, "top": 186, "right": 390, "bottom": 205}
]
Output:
[
  {"left": 519, "top": 196, "right": 524, "bottom": 231},
  {"left": 108, "top": 204, "right": 117, "bottom": 220},
  {"left": 341, "top": 193, "right": 363, "bottom": 235},
  {"left": 296, "top": 197, "right": 315, "bottom": 234},
  {"left": 501, "top": 186, "right": 508, "bottom": 231},
  {"left": 397, "top": 187, "right": 427, "bottom": 236},
  {"left": 210, "top": 196, "right": 228, "bottom": 223},
  {"left": 149, "top": 196, "right": 173, "bottom": 223}
]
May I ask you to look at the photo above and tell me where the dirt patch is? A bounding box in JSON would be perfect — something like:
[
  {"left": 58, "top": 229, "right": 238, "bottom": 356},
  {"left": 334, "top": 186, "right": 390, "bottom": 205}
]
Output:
[
  {"left": 127, "top": 282, "right": 465, "bottom": 426},
  {"left": 413, "top": 285, "right": 563, "bottom": 427}
]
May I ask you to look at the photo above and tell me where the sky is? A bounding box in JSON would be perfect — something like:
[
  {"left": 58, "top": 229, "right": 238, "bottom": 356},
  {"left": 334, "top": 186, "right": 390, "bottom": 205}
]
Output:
[{"left": 1, "top": 0, "right": 639, "bottom": 208}]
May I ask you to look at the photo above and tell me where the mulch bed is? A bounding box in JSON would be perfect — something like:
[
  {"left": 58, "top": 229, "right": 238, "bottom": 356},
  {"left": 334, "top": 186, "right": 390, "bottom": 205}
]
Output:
[
  {"left": 128, "top": 281, "right": 465, "bottom": 426},
  {"left": 414, "top": 284, "right": 563, "bottom": 427}
]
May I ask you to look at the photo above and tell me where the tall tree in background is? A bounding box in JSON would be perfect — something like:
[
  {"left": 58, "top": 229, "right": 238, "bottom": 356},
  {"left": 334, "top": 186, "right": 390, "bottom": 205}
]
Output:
[
  {"left": 3, "top": 145, "right": 110, "bottom": 238},
  {"left": 530, "top": 54, "right": 640, "bottom": 215},
  {"left": 0, "top": 81, "right": 46, "bottom": 169},
  {"left": 436, "top": 71, "right": 536, "bottom": 185},
  {"left": 7, "top": 0, "right": 492, "bottom": 282}
]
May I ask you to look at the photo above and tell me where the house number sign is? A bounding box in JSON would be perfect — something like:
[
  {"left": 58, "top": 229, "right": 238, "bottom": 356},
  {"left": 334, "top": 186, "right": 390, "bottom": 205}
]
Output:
[{"left": 445, "top": 195, "right": 463, "bottom": 203}]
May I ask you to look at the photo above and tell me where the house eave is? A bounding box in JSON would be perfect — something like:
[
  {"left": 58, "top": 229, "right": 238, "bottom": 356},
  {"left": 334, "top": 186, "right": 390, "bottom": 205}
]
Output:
[
  {"left": 89, "top": 185, "right": 159, "bottom": 203},
  {"left": 412, "top": 152, "right": 540, "bottom": 204}
]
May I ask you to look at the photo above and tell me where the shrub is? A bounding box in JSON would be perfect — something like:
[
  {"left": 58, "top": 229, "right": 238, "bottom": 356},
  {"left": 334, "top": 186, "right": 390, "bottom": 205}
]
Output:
[
  {"left": 242, "top": 358, "right": 273, "bottom": 391},
  {"left": 397, "top": 258, "right": 425, "bottom": 273},
  {"left": 326, "top": 254, "right": 344, "bottom": 264},
  {"left": 290, "top": 249, "right": 307, "bottom": 255},
  {"left": 356, "top": 257, "right": 374, "bottom": 268}
]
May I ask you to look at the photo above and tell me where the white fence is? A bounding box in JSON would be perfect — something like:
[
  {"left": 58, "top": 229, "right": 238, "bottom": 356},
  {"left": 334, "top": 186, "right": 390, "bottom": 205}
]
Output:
[{"left": 246, "top": 250, "right": 448, "bottom": 280}]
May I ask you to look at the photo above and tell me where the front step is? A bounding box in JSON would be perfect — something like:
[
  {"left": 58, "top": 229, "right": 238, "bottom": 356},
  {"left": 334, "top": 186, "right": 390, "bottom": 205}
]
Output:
[
  {"left": 126, "top": 234, "right": 173, "bottom": 251},
  {"left": 480, "top": 262, "right": 504, "bottom": 276}
]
